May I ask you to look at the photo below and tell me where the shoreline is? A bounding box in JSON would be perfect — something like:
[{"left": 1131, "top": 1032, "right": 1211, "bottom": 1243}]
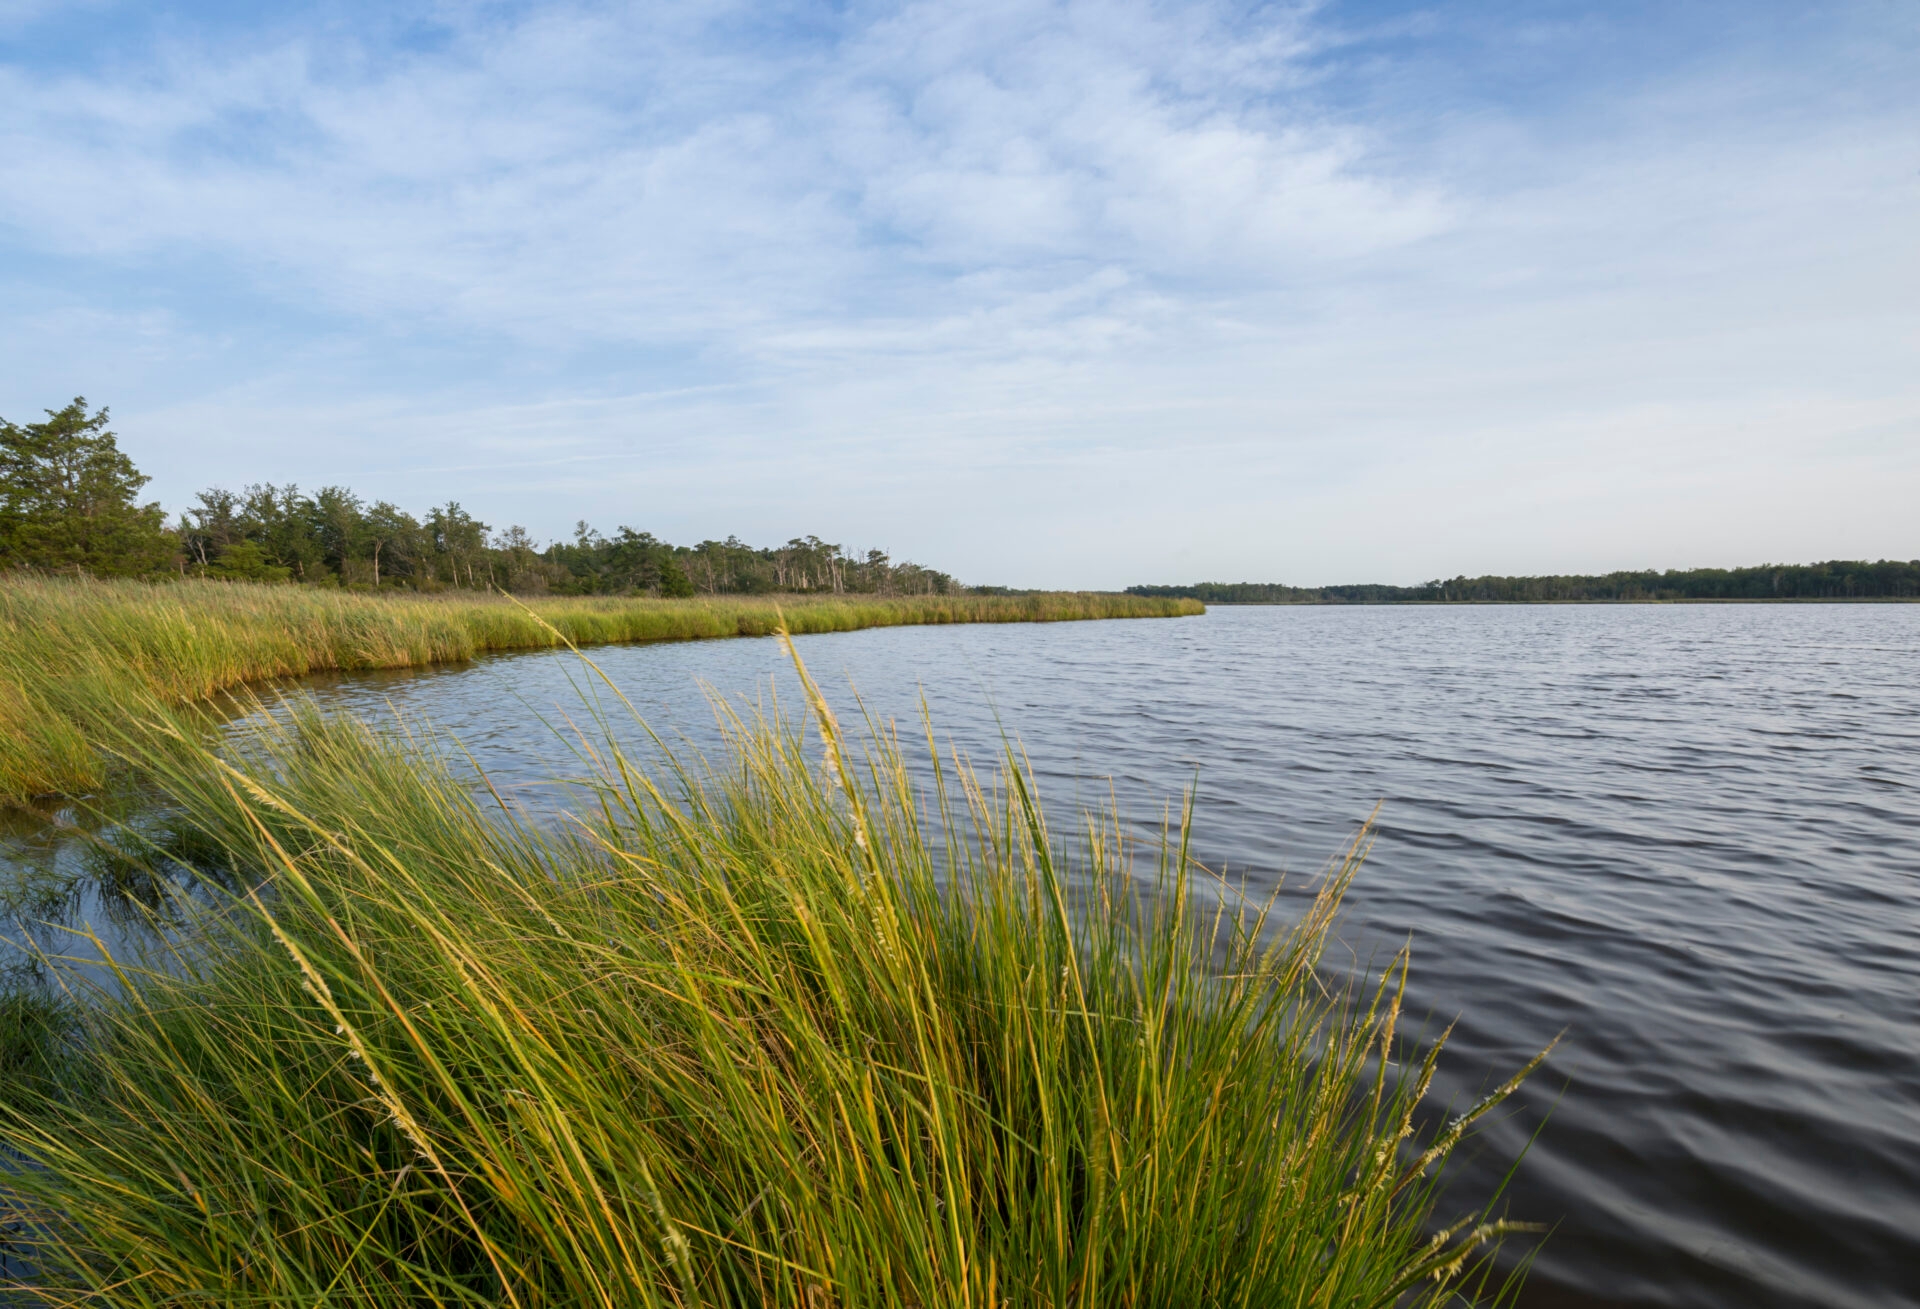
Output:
[
  {"left": 0, "top": 578, "right": 1202, "bottom": 804},
  {"left": 1197, "top": 596, "right": 1920, "bottom": 606}
]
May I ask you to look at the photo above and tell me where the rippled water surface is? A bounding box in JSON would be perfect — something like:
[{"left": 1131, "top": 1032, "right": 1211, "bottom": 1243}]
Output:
[{"left": 9, "top": 604, "right": 1919, "bottom": 1306}]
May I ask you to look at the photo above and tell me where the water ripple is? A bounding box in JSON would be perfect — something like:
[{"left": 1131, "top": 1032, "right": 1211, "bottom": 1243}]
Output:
[{"left": 9, "top": 603, "right": 1916, "bottom": 1307}]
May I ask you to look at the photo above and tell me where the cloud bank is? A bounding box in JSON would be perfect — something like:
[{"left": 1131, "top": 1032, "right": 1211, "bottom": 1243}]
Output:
[{"left": 2, "top": 0, "right": 1914, "bottom": 586}]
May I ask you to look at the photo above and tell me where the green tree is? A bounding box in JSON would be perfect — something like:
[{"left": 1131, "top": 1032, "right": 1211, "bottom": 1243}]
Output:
[
  {"left": 307, "top": 485, "right": 365, "bottom": 581},
  {"left": 180, "top": 487, "right": 244, "bottom": 572},
  {"left": 239, "top": 483, "right": 324, "bottom": 581},
  {"left": 659, "top": 554, "right": 696, "bottom": 598},
  {"left": 0, "top": 398, "right": 175, "bottom": 576},
  {"left": 427, "top": 502, "right": 490, "bottom": 588},
  {"left": 362, "top": 501, "right": 423, "bottom": 588},
  {"left": 203, "top": 540, "right": 292, "bottom": 583}
]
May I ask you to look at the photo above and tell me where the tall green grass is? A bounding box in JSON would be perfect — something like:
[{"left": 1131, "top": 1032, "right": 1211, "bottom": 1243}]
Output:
[
  {"left": 0, "top": 637, "right": 1543, "bottom": 1306},
  {"left": 0, "top": 576, "right": 1201, "bottom": 803}
]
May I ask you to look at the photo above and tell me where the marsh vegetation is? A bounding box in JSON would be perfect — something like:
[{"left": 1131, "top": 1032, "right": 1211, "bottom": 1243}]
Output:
[
  {"left": 0, "top": 636, "right": 1540, "bottom": 1305},
  {"left": 0, "top": 577, "right": 1199, "bottom": 804}
]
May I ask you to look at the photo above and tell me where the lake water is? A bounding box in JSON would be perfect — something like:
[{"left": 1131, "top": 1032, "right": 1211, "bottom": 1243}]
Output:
[{"left": 6, "top": 604, "right": 1918, "bottom": 1306}]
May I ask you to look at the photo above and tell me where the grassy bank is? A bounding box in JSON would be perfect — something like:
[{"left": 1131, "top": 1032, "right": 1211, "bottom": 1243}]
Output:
[
  {"left": 0, "top": 639, "right": 1540, "bottom": 1305},
  {"left": 0, "top": 577, "right": 1201, "bottom": 803}
]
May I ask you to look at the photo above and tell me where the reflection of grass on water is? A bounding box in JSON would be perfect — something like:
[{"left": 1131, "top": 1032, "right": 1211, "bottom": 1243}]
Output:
[
  {"left": 0, "top": 970, "right": 80, "bottom": 1113},
  {"left": 1, "top": 791, "right": 238, "bottom": 958},
  {"left": 0, "top": 638, "right": 1544, "bottom": 1306},
  {"left": 2, "top": 801, "right": 243, "bottom": 1121},
  {"left": 0, "top": 576, "right": 1202, "bottom": 805}
]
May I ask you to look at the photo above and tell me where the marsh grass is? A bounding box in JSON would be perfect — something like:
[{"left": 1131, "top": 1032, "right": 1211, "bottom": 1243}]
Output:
[
  {"left": 0, "top": 631, "right": 1544, "bottom": 1306},
  {"left": 0, "top": 576, "right": 1200, "bottom": 803}
]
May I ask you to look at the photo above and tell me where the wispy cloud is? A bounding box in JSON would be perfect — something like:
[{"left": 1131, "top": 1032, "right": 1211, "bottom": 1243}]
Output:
[
  {"left": 1, "top": 0, "right": 1914, "bottom": 584},
  {"left": 2, "top": 2, "right": 1427, "bottom": 341}
]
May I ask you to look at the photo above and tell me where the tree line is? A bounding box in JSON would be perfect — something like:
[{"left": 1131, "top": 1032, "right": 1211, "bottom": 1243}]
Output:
[
  {"left": 2, "top": 398, "right": 959, "bottom": 596},
  {"left": 1130, "top": 560, "right": 1920, "bottom": 604}
]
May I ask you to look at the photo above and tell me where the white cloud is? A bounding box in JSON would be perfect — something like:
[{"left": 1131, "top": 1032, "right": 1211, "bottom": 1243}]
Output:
[
  {"left": 0, "top": 1, "right": 1430, "bottom": 341},
  {"left": 0, "top": 0, "right": 1915, "bottom": 586}
]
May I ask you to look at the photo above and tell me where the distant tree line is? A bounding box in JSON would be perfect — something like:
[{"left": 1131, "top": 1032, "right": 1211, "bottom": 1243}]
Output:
[
  {"left": 2, "top": 399, "right": 958, "bottom": 596},
  {"left": 1131, "top": 561, "right": 1920, "bottom": 604}
]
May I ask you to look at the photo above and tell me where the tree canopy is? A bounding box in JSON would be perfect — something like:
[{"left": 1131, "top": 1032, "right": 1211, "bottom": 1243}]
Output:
[
  {"left": 10, "top": 398, "right": 1907, "bottom": 602},
  {"left": 175, "top": 482, "right": 959, "bottom": 597},
  {"left": 0, "top": 398, "right": 175, "bottom": 576},
  {"left": 1, "top": 398, "right": 962, "bottom": 595}
]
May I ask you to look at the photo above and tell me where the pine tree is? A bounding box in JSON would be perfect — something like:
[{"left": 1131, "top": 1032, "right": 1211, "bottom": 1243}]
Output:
[{"left": 0, "top": 398, "right": 175, "bottom": 576}]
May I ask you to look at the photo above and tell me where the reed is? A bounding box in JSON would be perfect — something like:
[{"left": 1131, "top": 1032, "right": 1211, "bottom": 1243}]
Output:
[
  {"left": 0, "top": 638, "right": 1541, "bottom": 1306},
  {"left": 0, "top": 576, "right": 1201, "bottom": 804}
]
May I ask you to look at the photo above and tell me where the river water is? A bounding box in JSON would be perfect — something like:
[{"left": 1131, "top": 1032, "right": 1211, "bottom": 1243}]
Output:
[{"left": 6, "top": 604, "right": 1918, "bottom": 1306}]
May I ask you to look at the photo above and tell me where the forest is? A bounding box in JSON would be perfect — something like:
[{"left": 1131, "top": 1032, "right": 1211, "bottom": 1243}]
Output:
[
  {"left": 10, "top": 399, "right": 1912, "bottom": 603},
  {"left": 175, "top": 484, "right": 958, "bottom": 597},
  {"left": 1130, "top": 560, "right": 1920, "bottom": 603},
  {"left": 2, "top": 398, "right": 958, "bottom": 595}
]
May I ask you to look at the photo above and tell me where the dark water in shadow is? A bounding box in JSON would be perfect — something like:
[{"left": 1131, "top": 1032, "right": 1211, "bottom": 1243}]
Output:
[{"left": 5, "top": 604, "right": 1917, "bottom": 1306}]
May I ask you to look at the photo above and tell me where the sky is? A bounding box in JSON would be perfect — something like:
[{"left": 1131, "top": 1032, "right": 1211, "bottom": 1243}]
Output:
[{"left": 1, "top": 0, "right": 1914, "bottom": 588}]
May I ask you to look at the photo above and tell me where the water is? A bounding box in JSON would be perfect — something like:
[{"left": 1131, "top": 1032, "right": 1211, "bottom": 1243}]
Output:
[{"left": 6, "top": 604, "right": 1918, "bottom": 1307}]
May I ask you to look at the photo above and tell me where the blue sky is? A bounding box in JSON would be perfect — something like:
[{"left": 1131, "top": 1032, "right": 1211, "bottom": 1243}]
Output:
[{"left": 2, "top": 0, "right": 1914, "bottom": 587}]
